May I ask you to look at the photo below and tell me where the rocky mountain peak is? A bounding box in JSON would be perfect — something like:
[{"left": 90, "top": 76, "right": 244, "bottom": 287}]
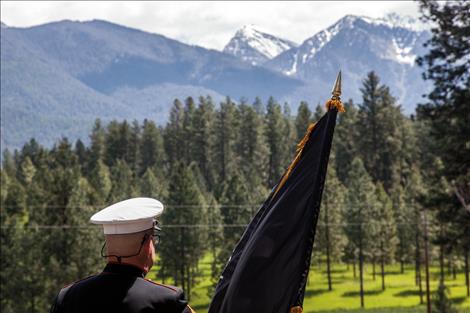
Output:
[{"left": 224, "top": 24, "right": 297, "bottom": 65}]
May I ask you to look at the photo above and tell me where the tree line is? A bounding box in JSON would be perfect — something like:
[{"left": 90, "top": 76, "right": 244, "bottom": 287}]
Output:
[{"left": 1, "top": 71, "right": 468, "bottom": 313}]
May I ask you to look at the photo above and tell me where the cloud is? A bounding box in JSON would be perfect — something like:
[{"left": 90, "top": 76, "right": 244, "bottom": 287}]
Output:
[{"left": 1, "top": 1, "right": 421, "bottom": 50}]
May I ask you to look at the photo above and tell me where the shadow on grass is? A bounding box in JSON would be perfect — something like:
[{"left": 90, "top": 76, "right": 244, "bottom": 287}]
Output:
[
  {"left": 394, "top": 289, "right": 423, "bottom": 297},
  {"left": 451, "top": 296, "right": 468, "bottom": 305},
  {"left": 192, "top": 303, "right": 209, "bottom": 311},
  {"left": 324, "top": 268, "right": 349, "bottom": 274},
  {"left": 304, "top": 289, "right": 330, "bottom": 298},
  {"left": 305, "top": 306, "right": 428, "bottom": 313},
  {"left": 342, "top": 289, "right": 384, "bottom": 297},
  {"left": 381, "top": 270, "right": 403, "bottom": 275}
]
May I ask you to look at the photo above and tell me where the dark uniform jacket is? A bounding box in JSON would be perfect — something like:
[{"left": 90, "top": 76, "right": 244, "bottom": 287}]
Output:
[{"left": 49, "top": 263, "right": 194, "bottom": 313}]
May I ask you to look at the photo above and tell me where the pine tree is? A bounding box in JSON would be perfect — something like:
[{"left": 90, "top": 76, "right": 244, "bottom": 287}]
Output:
[
  {"left": 159, "top": 162, "right": 206, "bottom": 299},
  {"left": 236, "top": 101, "right": 269, "bottom": 203},
  {"left": 391, "top": 183, "right": 414, "bottom": 273},
  {"left": 74, "top": 139, "right": 87, "bottom": 168},
  {"left": 265, "top": 97, "right": 287, "bottom": 187},
  {"left": 432, "top": 282, "right": 459, "bottom": 313},
  {"left": 418, "top": 1, "right": 470, "bottom": 292},
  {"left": 88, "top": 119, "right": 106, "bottom": 172},
  {"left": 334, "top": 100, "right": 359, "bottom": 184},
  {"left": 89, "top": 159, "right": 112, "bottom": 205},
  {"left": 17, "top": 156, "right": 36, "bottom": 187},
  {"left": 313, "top": 104, "right": 324, "bottom": 121},
  {"left": 139, "top": 167, "right": 168, "bottom": 201},
  {"left": 295, "top": 101, "right": 312, "bottom": 142},
  {"left": 164, "top": 99, "right": 185, "bottom": 168},
  {"left": 2, "top": 149, "right": 17, "bottom": 178},
  {"left": 66, "top": 177, "right": 102, "bottom": 278},
  {"left": 316, "top": 161, "right": 346, "bottom": 290},
  {"left": 213, "top": 97, "right": 238, "bottom": 194},
  {"left": 217, "top": 173, "right": 254, "bottom": 271},
  {"left": 128, "top": 120, "right": 141, "bottom": 177},
  {"left": 140, "top": 119, "right": 165, "bottom": 175},
  {"left": 108, "top": 159, "right": 135, "bottom": 202},
  {"left": 182, "top": 97, "right": 196, "bottom": 165},
  {"left": 192, "top": 96, "right": 217, "bottom": 190},
  {"left": 357, "top": 72, "right": 403, "bottom": 191},
  {"left": 375, "top": 184, "right": 398, "bottom": 290},
  {"left": 345, "top": 157, "right": 378, "bottom": 307}
]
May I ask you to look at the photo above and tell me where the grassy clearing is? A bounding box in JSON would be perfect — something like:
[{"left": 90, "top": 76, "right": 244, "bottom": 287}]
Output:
[{"left": 149, "top": 255, "right": 470, "bottom": 313}]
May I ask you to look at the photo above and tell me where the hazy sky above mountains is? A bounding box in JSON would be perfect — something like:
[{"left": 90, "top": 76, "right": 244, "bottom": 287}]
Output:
[{"left": 1, "top": 1, "right": 421, "bottom": 50}]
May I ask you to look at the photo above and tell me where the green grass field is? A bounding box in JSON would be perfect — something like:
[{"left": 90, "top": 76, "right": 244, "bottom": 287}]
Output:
[{"left": 149, "top": 254, "right": 470, "bottom": 313}]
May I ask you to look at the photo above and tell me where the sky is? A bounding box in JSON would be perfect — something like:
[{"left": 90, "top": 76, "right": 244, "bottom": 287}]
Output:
[{"left": 1, "top": 1, "right": 422, "bottom": 50}]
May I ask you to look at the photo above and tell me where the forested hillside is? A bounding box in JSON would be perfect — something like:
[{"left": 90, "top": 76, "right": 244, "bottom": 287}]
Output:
[{"left": 1, "top": 71, "right": 468, "bottom": 312}]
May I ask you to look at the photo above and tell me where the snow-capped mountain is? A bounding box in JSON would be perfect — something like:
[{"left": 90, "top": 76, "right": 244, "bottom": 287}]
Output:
[
  {"left": 264, "top": 14, "right": 431, "bottom": 113},
  {"left": 223, "top": 25, "right": 297, "bottom": 66}
]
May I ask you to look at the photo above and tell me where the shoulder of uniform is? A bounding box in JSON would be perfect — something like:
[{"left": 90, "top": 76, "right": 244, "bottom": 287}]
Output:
[
  {"left": 142, "top": 278, "right": 189, "bottom": 309},
  {"left": 143, "top": 278, "right": 183, "bottom": 293},
  {"left": 61, "top": 274, "right": 98, "bottom": 290}
]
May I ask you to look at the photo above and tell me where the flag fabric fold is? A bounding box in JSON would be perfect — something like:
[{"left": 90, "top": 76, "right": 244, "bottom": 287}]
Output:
[{"left": 208, "top": 106, "right": 340, "bottom": 313}]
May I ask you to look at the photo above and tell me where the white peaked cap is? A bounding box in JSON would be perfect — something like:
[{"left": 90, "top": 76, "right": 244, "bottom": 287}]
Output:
[{"left": 90, "top": 197, "right": 164, "bottom": 235}]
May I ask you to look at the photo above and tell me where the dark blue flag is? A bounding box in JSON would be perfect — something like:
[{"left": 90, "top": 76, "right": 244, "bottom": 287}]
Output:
[{"left": 209, "top": 73, "right": 344, "bottom": 313}]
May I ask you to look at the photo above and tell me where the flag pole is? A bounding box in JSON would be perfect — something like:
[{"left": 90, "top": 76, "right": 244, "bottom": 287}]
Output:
[{"left": 290, "top": 72, "right": 345, "bottom": 313}]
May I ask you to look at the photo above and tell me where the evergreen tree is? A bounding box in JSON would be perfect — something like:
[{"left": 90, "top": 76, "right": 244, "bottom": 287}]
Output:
[
  {"left": 334, "top": 100, "right": 359, "bottom": 184},
  {"left": 88, "top": 119, "right": 106, "bottom": 172},
  {"left": 265, "top": 97, "right": 287, "bottom": 187},
  {"left": 104, "top": 120, "right": 134, "bottom": 168},
  {"left": 375, "top": 183, "right": 398, "bottom": 290},
  {"left": 182, "top": 97, "right": 196, "bottom": 165},
  {"left": 313, "top": 104, "right": 324, "bottom": 121},
  {"left": 139, "top": 167, "right": 168, "bottom": 201},
  {"left": 236, "top": 101, "right": 269, "bottom": 203},
  {"left": 213, "top": 97, "right": 238, "bottom": 194},
  {"left": 357, "top": 72, "right": 403, "bottom": 191},
  {"left": 139, "top": 119, "right": 165, "bottom": 176},
  {"left": 316, "top": 161, "right": 346, "bottom": 290},
  {"left": 418, "top": 0, "right": 470, "bottom": 288},
  {"left": 89, "top": 159, "right": 112, "bottom": 205},
  {"left": 128, "top": 120, "right": 141, "bottom": 177},
  {"left": 0, "top": 169, "right": 9, "bottom": 206},
  {"left": 192, "top": 96, "right": 217, "bottom": 190},
  {"left": 66, "top": 177, "right": 102, "bottom": 278},
  {"left": 391, "top": 183, "right": 414, "bottom": 273},
  {"left": 432, "top": 282, "right": 459, "bottom": 313},
  {"left": 2, "top": 149, "right": 17, "bottom": 178},
  {"left": 252, "top": 97, "right": 265, "bottom": 115},
  {"left": 217, "top": 173, "right": 254, "bottom": 271},
  {"left": 17, "top": 156, "right": 36, "bottom": 187},
  {"left": 164, "top": 99, "right": 185, "bottom": 167},
  {"left": 345, "top": 157, "right": 378, "bottom": 307},
  {"left": 74, "top": 139, "right": 87, "bottom": 168},
  {"left": 108, "top": 159, "right": 135, "bottom": 202},
  {"left": 1, "top": 175, "right": 29, "bottom": 313},
  {"left": 295, "top": 101, "right": 312, "bottom": 142},
  {"left": 159, "top": 162, "right": 206, "bottom": 299},
  {"left": 46, "top": 138, "right": 81, "bottom": 266}
]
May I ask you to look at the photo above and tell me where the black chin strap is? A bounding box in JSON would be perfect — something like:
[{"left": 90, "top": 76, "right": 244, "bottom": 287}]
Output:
[{"left": 101, "top": 234, "right": 150, "bottom": 263}]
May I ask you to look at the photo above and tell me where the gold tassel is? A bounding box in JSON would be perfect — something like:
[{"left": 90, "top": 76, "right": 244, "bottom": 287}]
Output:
[
  {"left": 325, "top": 99, "right": 345, "bottom": 113},
  {"left": 273, "top": 122, "right": 317, "bottom": 198},
  {"left": 290, "top": 306, "right": 303, "bottom": 313}
]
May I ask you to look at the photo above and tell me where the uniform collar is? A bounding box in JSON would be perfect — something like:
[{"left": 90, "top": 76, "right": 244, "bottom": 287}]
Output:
[{"left": 103, "top": 262, "right": 146, "bottom": 278}]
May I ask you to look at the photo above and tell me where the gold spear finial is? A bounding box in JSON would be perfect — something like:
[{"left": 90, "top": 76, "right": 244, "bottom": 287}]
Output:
[
  {"left": 331, "top": 71, "right": 341, "bottom": 100},
  {"left": 325, "top": 71, "right": 345, "bottom": 112}
]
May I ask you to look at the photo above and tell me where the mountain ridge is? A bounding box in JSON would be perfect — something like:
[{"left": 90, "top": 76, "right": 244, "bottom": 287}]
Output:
[{"left": 1, "top": 14, "right": 430, "bottom": 151}]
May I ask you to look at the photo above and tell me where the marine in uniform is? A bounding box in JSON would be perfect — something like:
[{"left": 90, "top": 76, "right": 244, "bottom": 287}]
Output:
[{"left": 49, "top": 197, "right": 195, "bottom": 313}]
